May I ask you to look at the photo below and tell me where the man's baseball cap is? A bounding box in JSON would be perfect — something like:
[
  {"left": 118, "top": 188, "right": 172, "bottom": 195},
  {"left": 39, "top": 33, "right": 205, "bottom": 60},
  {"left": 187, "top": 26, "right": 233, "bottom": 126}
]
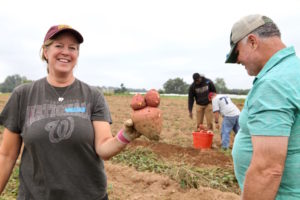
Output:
[
  {"left": 225, "top": 14, "right": 273, "bottom": 63},
  {"left": 43, "top": 25, "right": 84, "bottom": 44},
  {"left": 193, "top": 73, "right": 201, "bottom": 81}
]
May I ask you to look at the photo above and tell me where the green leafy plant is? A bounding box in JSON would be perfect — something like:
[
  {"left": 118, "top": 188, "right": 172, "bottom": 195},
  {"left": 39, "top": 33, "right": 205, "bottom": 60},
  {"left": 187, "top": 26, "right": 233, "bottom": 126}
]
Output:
[{"left": 111, "top": 147, "right": 239, "bottom": 193}]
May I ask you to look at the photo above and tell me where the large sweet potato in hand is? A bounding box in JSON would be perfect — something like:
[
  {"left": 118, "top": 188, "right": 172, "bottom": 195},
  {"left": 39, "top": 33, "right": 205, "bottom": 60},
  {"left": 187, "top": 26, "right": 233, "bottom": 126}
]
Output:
[
  {"left": 131, "top": 107, "right": 162, "bottom": 141},
  {"left": 130, "top": 93, "right": 147, "bottom": 110}
]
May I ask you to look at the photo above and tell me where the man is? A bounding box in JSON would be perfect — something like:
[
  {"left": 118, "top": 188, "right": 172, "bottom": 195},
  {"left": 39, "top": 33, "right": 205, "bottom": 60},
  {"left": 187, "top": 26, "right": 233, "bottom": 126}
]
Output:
[
  {"left": 188, "top": 73, "right": 216, "bottom": 130},
  {"left": 226, "top": 14, "right": 300, "bottom": 199},
  {"left": 208, "top": 92, "right": 240, "bottom": 150}
]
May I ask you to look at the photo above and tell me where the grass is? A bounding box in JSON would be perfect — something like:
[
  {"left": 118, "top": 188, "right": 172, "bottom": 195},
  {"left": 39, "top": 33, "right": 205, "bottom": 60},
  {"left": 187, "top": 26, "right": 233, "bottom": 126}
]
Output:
[
  {"left": 111, "top": 147, "right": 239, "bottom": 194},
  {"left": 111, "top": 147, "right": 170, "bottom": 174}
]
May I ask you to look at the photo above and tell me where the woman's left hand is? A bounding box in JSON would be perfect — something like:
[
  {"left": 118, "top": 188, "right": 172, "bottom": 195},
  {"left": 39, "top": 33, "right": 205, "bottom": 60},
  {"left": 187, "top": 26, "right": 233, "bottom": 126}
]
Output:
[{"left": 123, "top": 119, "right": 141, "bottom": 141}]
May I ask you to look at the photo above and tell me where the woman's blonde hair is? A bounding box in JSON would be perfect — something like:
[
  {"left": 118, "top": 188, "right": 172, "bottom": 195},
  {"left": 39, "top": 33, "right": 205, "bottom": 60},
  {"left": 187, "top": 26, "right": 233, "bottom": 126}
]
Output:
[
  {"left": 40, "top": 39, "right": 54, "bottom": 73},
  {"left": 40, "top": 39, "right": 54, "bottom": 63}
]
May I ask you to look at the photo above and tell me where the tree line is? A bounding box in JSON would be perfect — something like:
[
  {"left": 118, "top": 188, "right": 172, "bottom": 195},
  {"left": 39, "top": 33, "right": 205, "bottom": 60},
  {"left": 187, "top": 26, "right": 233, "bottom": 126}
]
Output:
[
  {"left": 0, "top": 75, "right": 32, "bottom": 93},
  {"left": 0, "top": 74, "right": 249, "bottom": 95},
  {"left": 160, "top": 77, "right": 249, "bottom": 95}
]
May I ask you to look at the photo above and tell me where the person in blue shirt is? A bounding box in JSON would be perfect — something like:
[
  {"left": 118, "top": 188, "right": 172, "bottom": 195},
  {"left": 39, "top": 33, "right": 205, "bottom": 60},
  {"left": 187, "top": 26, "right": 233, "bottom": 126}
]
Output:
[{"left": 225, "top": 14, "right": 300, "bottom": 199}]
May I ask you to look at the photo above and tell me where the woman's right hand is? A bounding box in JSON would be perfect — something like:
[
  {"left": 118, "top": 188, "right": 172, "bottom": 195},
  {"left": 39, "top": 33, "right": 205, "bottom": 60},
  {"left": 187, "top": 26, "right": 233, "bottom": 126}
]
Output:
[{"left": 0, "top": 128, "right": 22, "bottom": 194}]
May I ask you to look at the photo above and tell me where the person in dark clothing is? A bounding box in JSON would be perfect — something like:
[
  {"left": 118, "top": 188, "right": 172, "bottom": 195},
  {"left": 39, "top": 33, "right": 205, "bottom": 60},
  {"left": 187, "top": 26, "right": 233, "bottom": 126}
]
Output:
[{"left": 188, "top": 73, "right": 216, "bottom": 130}]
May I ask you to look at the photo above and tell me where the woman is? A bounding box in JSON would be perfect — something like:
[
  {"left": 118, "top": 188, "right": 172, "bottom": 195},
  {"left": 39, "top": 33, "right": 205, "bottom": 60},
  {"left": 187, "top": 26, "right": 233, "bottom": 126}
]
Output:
[{"left": 0, "top": 25, "right": 140, "bottom": 200}]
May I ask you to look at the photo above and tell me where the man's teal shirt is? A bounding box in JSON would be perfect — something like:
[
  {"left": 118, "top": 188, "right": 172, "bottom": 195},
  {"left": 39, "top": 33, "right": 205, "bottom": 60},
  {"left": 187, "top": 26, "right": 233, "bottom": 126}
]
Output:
[{"left": 232, "top": 46, "right": 300, "bottom": 199}]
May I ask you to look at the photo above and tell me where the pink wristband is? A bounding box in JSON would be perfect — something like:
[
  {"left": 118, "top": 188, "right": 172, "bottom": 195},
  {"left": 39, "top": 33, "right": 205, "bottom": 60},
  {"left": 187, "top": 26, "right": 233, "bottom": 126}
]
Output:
[{"left": 116, "top": 129, "right": 130, "bottom": 144}]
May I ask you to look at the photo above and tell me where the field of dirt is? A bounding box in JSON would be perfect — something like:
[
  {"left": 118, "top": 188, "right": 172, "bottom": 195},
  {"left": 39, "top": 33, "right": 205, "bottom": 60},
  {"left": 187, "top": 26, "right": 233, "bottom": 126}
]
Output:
[
  {"left": 0, "top": 93, "right": 243, "bottom": 200},
  {"left": 105, "top": 95, "right": 242, "bottom": 200}
]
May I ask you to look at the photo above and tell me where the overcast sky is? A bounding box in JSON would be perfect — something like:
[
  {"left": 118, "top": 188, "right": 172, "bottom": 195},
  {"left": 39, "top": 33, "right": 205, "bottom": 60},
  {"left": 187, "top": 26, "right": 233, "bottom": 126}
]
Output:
[{"left": 1, "top": 0, "right": 300, "bottom": 90}]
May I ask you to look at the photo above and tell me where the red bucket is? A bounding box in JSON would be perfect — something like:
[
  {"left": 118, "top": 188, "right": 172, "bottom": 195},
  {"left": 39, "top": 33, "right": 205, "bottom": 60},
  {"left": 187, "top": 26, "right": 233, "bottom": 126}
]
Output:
[{"left": 192, "top": 131, "right": 214, "bottom": 149}]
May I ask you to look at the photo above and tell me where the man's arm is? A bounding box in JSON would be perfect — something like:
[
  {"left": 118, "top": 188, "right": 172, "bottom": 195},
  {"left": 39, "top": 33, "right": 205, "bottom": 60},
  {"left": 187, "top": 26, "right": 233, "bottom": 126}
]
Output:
[
  {"left": 188, "top": 84, "right": 195, "bottom": 117},
  {"left": 213, "top": 111, "right": 220, "bottom": 129},
  {"left": 242, "top": 135, "right": 288, "bottom": 200}
]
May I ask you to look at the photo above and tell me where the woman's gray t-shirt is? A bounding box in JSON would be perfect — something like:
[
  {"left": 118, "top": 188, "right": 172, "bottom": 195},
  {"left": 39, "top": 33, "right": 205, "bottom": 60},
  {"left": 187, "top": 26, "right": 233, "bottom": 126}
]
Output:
[{"left": 0, "top": 77, "right": 112, "bottom": 200}]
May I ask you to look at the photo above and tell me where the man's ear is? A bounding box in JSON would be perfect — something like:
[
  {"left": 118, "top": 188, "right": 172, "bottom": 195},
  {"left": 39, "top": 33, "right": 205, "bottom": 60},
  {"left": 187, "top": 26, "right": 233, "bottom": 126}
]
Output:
[{"left": 247, "top": 34, "right": 258, "bottom": 49}]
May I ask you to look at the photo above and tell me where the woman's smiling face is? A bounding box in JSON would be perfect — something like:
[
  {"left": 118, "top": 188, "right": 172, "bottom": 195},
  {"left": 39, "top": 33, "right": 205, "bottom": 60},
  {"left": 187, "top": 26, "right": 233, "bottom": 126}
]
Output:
[{"left": 43, "top": 32, "right": 79, "bottom": 75}]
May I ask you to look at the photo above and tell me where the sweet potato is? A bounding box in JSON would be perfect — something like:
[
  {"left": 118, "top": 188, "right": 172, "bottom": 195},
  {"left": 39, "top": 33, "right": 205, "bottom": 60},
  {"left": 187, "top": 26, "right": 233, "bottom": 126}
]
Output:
[
  {"left": 145, "top": 89, "right": 160, "bottom": 107},
  {"left": 130, "top": 93, "right": 147, "bottom": 110},
  {"left": 131, "top": 107, "right": 162, "bottom": 140},
  {"left": 197, "top": 124, "right": 208, "bottom": 132}
]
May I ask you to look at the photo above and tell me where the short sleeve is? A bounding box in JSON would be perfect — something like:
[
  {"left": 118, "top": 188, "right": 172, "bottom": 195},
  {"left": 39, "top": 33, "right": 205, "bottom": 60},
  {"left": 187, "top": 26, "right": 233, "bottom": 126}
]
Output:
[
  {"left": 212, "top": 98, "right": 220, "bottom": 113},
  {"left": 247, "top": 79, "right": 295, "bottom": 136},
  {"left": 90, "top": 88, "right": 112, "bottom": 124}
]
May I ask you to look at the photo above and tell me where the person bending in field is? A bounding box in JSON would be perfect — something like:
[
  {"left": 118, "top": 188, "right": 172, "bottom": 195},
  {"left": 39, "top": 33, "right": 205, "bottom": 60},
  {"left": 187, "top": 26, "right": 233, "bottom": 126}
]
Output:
[
  {"left": 188, "top": 73, "right": 216, "bottom": 130},
  {"left": 208, "top": 92, "right": 240, "bottom": 150}
]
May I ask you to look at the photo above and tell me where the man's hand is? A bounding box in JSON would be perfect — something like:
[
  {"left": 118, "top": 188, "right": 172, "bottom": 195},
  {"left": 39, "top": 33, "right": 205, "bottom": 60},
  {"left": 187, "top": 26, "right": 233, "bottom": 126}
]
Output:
[
  {"left": 215, "top": 123, "right": 220, "bottom": 130},
  {"left": 123, "top": 119, "right": 141, "bottom": 141},
  {"left": 189, "top": 111, "right": 193, "bottom": 119}
]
